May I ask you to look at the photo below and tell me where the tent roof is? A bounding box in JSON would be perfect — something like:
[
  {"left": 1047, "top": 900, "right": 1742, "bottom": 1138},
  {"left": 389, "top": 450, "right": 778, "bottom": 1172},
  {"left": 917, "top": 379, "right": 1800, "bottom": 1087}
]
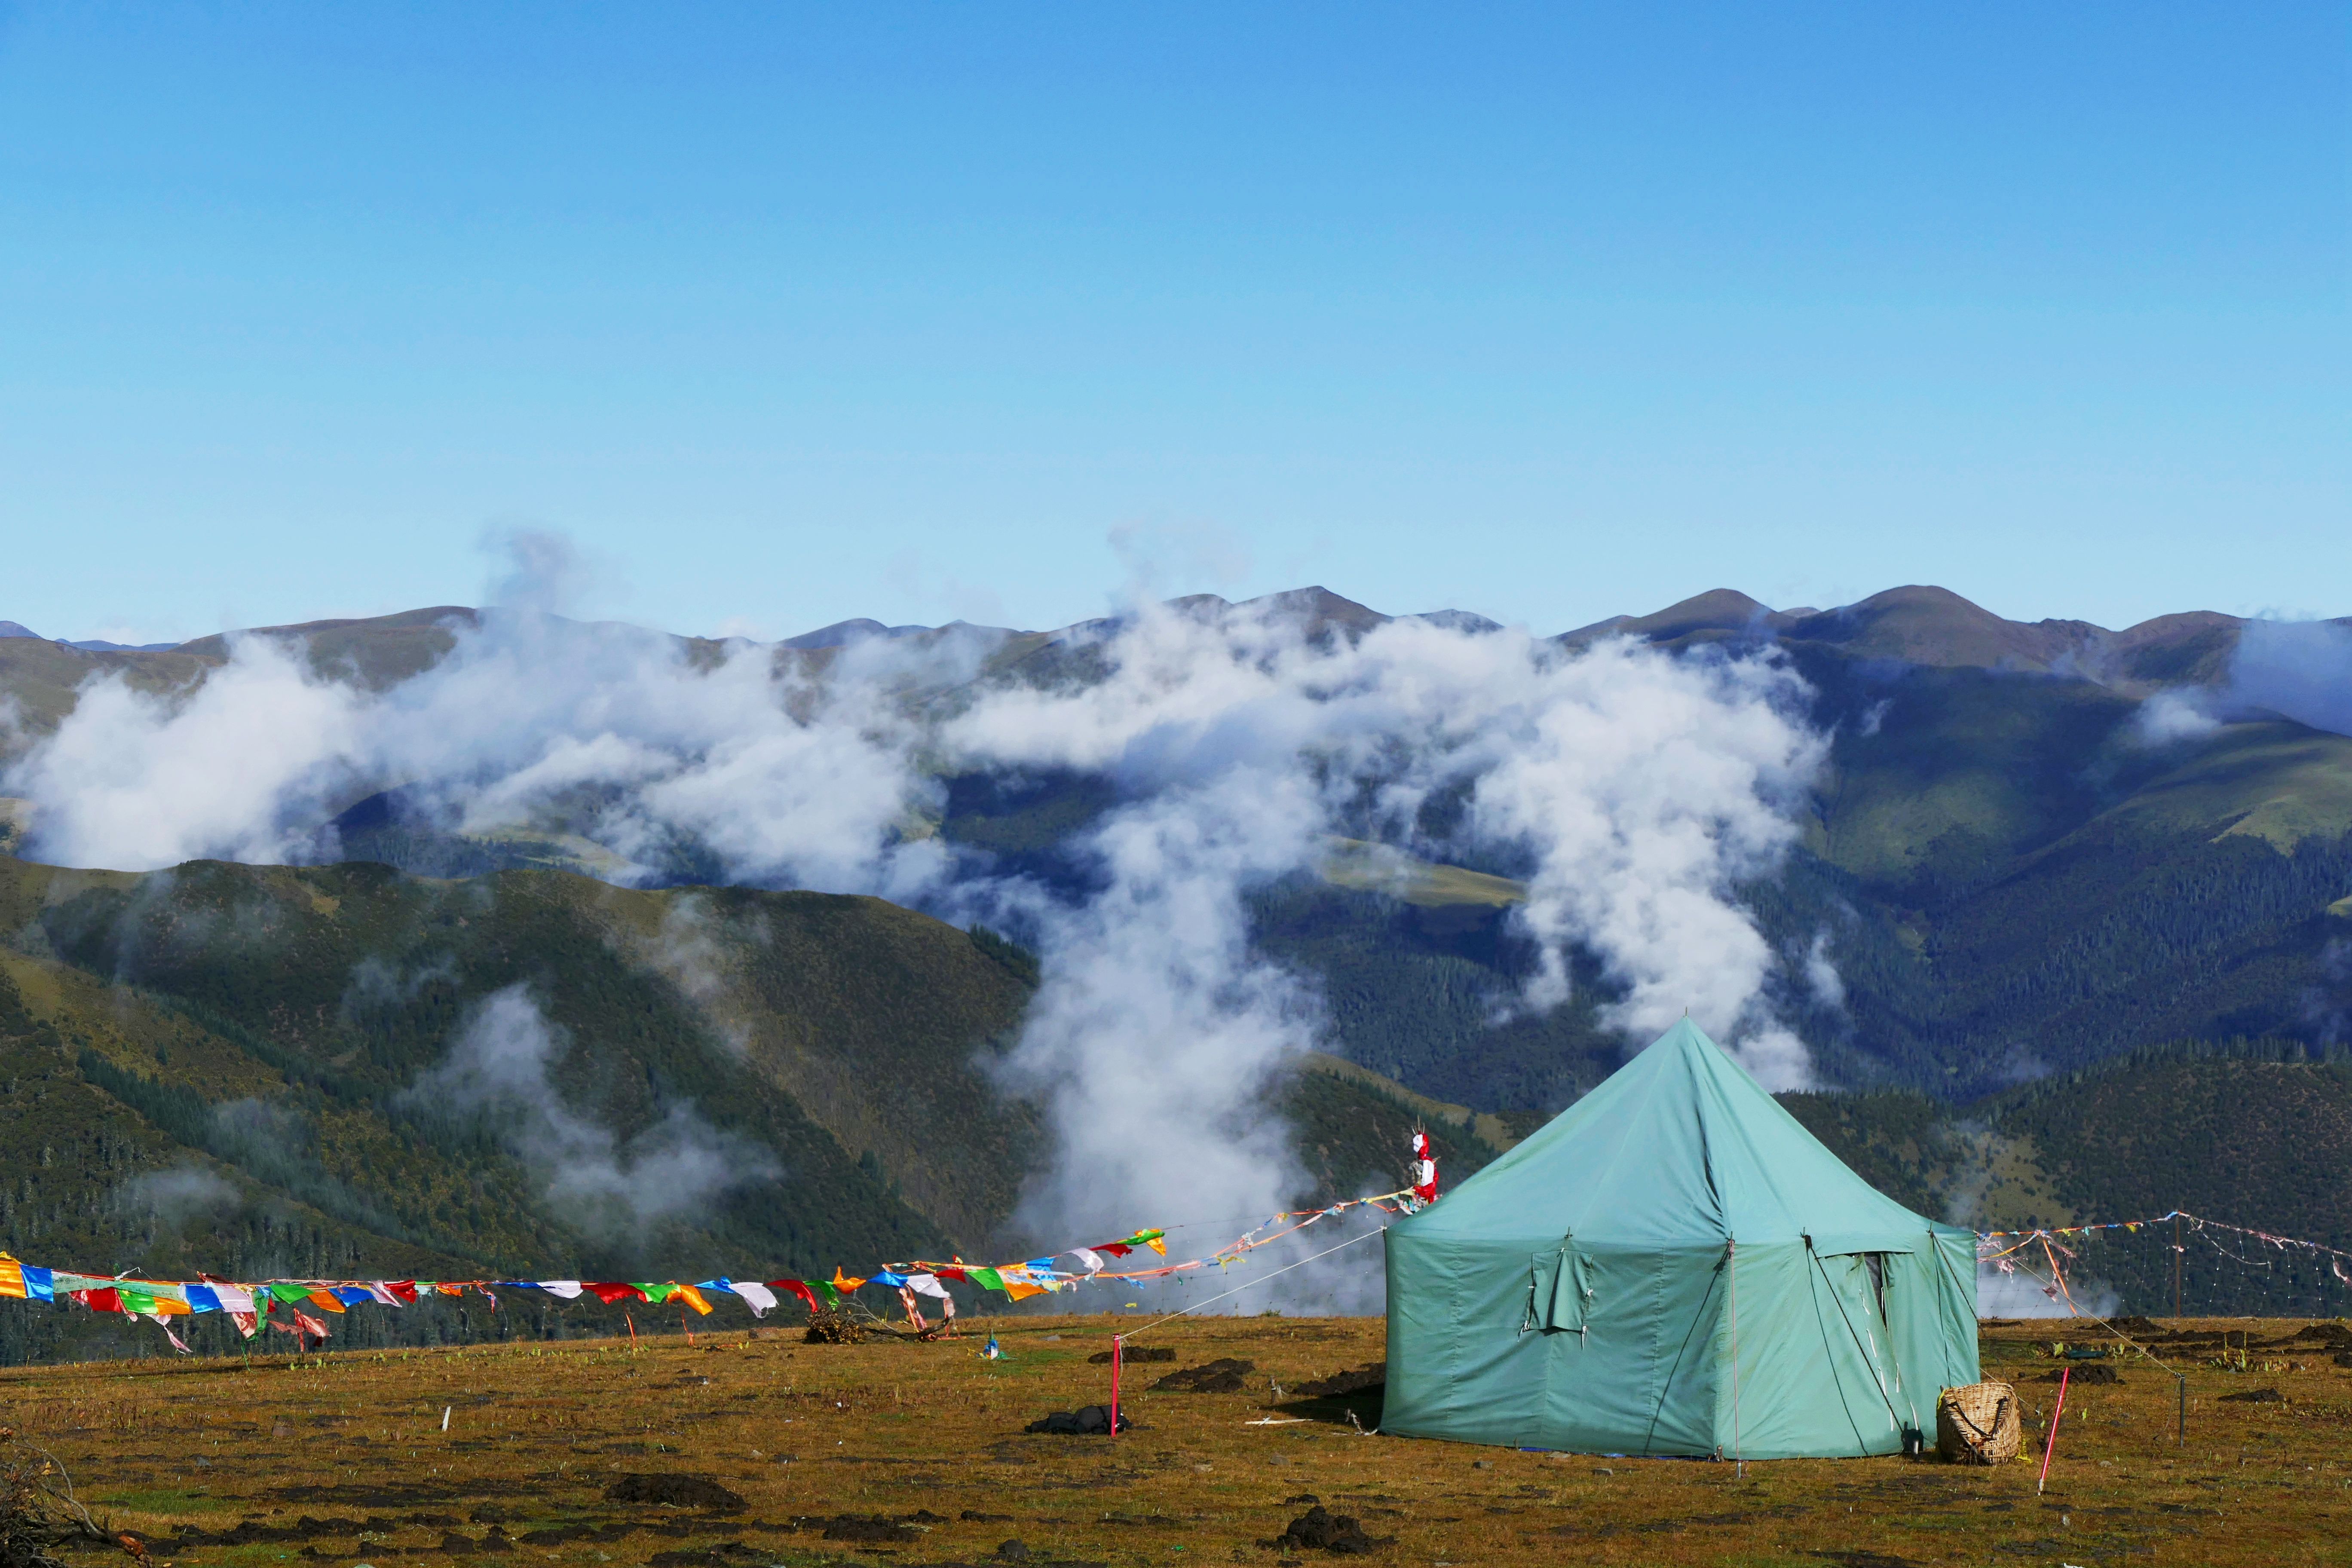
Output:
[{"left": 1400, "top": 1019, "right": 1960, "bottom": 1254}]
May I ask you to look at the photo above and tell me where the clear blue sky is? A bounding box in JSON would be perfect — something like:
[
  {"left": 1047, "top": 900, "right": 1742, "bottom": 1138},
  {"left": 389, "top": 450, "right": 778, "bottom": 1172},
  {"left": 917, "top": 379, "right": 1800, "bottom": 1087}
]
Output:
[{"left": 3, "top": 3, "right": 2345, "bottom": 644}]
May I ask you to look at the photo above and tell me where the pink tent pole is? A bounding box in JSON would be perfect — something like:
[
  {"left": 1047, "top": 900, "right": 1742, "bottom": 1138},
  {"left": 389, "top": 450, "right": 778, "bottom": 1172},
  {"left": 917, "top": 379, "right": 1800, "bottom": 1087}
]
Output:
[
  {"left": 2037, "top": 1366, "right": 2071, "bottom": 1495},
  {"left": 1109, "top": 1334, "right": 1123, "bottom": 1438}
]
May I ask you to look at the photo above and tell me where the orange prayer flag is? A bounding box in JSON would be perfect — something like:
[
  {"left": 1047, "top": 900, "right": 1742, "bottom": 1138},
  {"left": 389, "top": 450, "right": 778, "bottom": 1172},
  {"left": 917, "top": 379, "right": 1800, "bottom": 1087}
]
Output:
[
  {"left": 830, "top": 1268, "right": 867, "bottom": 1295},
  {"left": 1003, "top": 1279, "right": 1048, "bottom": 1302},
  {"left": 306, "top": 1289, "right": 348, "bottom": 1314},
  {"left": 677, "top": 1285, "right": 714, "bottom": 1316}
]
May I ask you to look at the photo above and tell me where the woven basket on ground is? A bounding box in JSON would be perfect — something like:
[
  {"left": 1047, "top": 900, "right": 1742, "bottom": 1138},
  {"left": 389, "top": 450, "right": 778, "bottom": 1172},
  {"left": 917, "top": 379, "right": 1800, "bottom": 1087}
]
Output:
[{"left": 1936, "top": 1381, "right": 2020, "bottom": 1464}]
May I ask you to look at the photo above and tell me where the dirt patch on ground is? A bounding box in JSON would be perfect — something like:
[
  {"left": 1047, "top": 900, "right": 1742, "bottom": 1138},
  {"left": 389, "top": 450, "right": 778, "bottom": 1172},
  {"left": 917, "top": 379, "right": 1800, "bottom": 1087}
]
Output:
[
  {"left": 1150, "top": 1359, "right": 1254, "bottom": 1393},
  {"left": 1294, "top": 1365, "right": 1384, "bottom": 1398},
  {"left": 604, "top": 1476, "right": 746, "bottom": 1511},
  {"left": 1265, "top": 1506, "right": 1389, "bottom": 1554}
]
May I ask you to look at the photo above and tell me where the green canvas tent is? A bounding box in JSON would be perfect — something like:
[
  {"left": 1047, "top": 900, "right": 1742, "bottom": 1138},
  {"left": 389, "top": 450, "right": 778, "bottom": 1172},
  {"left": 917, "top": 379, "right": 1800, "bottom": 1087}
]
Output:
[{"left": 1382, "top": 1020, "right": 1978, "bottom": 1458}]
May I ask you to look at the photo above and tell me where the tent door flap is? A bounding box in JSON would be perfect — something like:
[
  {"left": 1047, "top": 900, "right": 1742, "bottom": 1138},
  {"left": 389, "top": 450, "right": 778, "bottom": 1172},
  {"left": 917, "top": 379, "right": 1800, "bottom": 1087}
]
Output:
[{"left": 1528, "top": 1246, "right": 1594, "bottom": 1335}]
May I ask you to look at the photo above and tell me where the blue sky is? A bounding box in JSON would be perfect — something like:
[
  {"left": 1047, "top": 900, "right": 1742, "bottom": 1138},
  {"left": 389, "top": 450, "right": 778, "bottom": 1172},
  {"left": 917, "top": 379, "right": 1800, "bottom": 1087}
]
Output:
[{"left": 3, "top": 3, "right": 2344, "bottom": 643}]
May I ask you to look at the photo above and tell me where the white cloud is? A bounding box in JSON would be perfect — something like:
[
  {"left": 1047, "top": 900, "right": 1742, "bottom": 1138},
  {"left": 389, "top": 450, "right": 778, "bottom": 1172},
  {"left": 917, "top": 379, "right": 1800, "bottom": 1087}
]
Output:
[{"left": 6, "top": 563, "right": 1834, "bottom": 1278}]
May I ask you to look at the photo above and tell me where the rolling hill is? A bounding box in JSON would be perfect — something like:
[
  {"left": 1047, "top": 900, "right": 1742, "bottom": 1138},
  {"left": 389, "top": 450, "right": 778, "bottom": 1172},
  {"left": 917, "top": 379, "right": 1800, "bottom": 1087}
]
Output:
[{"left": 0, "top": 851, "right": 1483, "bottom": 1363}]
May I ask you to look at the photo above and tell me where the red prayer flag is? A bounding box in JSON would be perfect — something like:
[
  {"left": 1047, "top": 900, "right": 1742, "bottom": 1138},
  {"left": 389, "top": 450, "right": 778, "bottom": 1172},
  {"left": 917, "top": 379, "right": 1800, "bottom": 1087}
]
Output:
[
  {"left": 585, "top": 1282, "right": 643, "bottom": 1305},
  {"left": 387, "top": 1280, "right": 420, "bottom": 1305},
  {"left": 769, "top": 1279, "right": 822, "bottom": 1313}
]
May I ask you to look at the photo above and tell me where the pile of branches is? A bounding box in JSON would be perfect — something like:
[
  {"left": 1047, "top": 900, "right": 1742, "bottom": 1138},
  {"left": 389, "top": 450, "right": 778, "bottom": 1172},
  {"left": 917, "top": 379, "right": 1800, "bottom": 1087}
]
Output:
[
  {"left": 0, "top": 1427, "right": 125, "bottom": 1568},
  {"left": 803, "top": 1306, "right": 866, "bottom": 1345}
]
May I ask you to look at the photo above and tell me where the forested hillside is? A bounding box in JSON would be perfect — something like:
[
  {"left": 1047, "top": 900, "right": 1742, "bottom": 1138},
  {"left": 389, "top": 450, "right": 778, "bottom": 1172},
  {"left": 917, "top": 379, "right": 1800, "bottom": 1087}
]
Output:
[{"left": 0, "top": 852, "right": 1461, "bottom": 1364}]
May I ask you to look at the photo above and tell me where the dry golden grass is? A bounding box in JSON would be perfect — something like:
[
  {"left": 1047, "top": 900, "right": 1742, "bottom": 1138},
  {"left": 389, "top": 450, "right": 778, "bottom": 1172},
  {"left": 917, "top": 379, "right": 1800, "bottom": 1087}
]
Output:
[{"left": 9, "top": 1314, "right": 2352, "bottom": 1568}]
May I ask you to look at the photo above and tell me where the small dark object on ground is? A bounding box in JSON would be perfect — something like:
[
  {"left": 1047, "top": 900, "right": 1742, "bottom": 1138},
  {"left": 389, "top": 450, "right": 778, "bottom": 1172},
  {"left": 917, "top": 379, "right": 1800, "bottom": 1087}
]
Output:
[
  {"left": 2334, "top": 1353, "right": 2352, "bottom": 1369},
  {"left": 1283, "top": 1495, "right": 1320, "bottom": 1506},
  {"left": 438, "top": 1532, "right": 510, "bottom": 1554},
  {"left": 962, "top": 1511, "right": 1013, "bottom": 1523},
  {"left": 2041, "top": 1365, "right": 2119, "bottom": 1385},
  {"left": 2220, "top": 1387, "right": 2285, "bottom": 1404},
  {"left": 1810, "top": 1552, "right": 1925, "bottom": 1568},
  {"left": 816, "top": 1516, "right": 919, "bottom": 1544},
  {"left": 603, "top": 1475, "right": 746, "bottom": 1511},
  {"left": 2107, "top": 1316, "right": 2163, "bottom": 1337},
  {"left": 1153, "top": 1358, "right": 1256, "bottom": 1394},
  {"left": 1294, "top": 1366, "right": 1384, "bottom": 1399},
  {"left": 646, "top": 1547, "right": 759, "bottom": 1566},
  {"left": 1266, "top": 1506, "right": 1389, "bottom": 1555},
  {"left": 995, "top": 1542, "right": 1031, "bottom": 1562},
  {"left": 804, "top": 1307, "right": 865, "bottom": 1345},
  {"left": 1024, "top": 1405, "right": 1132, "bottom": 1435},
  {"left": 1087, "top": 1346, "right": 1176, "bottom": 1364}
]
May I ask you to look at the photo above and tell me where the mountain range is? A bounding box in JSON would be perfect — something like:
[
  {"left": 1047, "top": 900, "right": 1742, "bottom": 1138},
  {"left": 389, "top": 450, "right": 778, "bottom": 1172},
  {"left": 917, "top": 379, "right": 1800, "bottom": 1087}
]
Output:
[{"left": 3, "top": 580, "right": 2350, "bottom": 1349}]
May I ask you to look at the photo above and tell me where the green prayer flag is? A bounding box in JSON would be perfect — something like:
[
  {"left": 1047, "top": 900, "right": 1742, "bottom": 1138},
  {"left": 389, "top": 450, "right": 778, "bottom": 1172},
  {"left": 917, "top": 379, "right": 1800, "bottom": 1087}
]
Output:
[{"left": 970, "top": 1268, "right": 1007, "bottom": 1293}]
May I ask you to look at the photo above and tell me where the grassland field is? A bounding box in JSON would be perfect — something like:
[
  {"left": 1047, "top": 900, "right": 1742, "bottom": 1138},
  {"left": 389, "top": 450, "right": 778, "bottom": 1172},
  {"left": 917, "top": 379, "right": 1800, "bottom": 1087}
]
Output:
[{"left": 4, "top": 1314, "right": 2349, "bottom": 1568}]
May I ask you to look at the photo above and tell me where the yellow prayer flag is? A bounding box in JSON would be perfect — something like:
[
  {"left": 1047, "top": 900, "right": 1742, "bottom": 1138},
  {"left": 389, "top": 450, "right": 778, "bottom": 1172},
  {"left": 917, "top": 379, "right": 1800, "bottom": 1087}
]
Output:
[
  {"left": 1145, "top": 1238, "right": 1167, "bottom": 1256},
  {"left": 0, "top": 1253, "right": 25, "bottom": 1301},
  {"left": 677, "top": 1285, "right": 714, "bottom": 1316}
]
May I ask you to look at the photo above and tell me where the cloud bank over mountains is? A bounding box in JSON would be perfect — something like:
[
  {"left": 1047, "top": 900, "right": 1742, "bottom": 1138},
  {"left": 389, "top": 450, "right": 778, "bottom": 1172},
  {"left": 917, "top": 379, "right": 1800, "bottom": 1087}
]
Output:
[{"left": 0, "top": 567, "right": 1838, "bottom": 1266}]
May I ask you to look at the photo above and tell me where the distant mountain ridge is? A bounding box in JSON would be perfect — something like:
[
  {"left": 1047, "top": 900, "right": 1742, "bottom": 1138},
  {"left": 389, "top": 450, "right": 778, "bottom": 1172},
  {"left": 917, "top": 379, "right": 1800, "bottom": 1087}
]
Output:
[
  {"left": 6, "top": 580, "right": 2324, "bottom": 720},
  {"left": 5, "top": 579, "right": 2350, "bottom": 1110}
]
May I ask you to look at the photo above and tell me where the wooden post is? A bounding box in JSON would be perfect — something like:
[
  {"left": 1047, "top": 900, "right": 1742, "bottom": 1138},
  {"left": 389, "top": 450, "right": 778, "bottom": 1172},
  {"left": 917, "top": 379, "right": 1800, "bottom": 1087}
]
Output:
[{"left": 2176, "top": 1373, "right": 2186, "bottom": 1447}]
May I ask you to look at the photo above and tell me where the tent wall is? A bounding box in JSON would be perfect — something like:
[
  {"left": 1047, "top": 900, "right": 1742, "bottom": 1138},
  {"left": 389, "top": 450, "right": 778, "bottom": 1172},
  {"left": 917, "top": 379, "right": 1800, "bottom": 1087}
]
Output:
[{"left": 1385, "top": 1230, "right": 1980, "bottom": 1459}]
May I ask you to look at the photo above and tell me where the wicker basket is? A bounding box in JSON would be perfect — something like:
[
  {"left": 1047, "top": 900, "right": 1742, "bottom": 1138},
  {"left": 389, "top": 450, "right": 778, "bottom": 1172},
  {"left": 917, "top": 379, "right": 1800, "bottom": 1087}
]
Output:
[{"left": 1936, "top": 1381, "right": 2020, "bottom": 1464}]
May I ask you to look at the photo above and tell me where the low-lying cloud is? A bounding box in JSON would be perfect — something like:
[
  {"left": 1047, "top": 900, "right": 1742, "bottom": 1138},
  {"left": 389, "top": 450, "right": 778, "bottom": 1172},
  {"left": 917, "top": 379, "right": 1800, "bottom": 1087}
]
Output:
[
  {"left": 9, "top": 552, "right": 1834, "bottom": 1290},
  {"left": 405, "top": 984, "right": 777, "bottom": 1233}
]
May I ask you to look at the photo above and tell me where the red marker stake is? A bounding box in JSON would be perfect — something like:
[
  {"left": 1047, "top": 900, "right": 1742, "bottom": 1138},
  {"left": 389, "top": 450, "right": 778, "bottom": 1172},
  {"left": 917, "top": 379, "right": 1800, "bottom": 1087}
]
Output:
[
  {"left": 1109, "top": 1333, "right": 1123, "bottom": 1440},
  {"left": 2037, "top": 1367, "right": 2071, "bottom": 1496},
  {"left": 626, "top": 1311, "right": 638, "bottom": 1351}
]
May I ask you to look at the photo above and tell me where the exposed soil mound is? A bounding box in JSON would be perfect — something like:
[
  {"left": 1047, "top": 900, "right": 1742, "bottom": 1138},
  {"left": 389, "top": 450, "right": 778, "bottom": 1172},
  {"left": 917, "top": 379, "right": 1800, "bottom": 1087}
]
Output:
[
  {"left": 1087, "top": 1346, "right": 1175, "bottom": 1365},
  {"left": 1023, "top": 1405, "right": 1133, "bottom": 1435},
  {"left": 1152, "top": 1359, "right": 1255, "bottom": 1394},
  {"left": 2040, "top": 1365, "right": 2119, "bottom": 1384},
  {"left": 1295, "top": 1365, "right": 1384, "bottom": 1399},
  {"left": 603, "top": 1475, "right": 746, "bottom": 1511},
  {"left": 2219, "top": 1387, "right": 2285, "bottom": 1404},
  {"left": 1265, "top": 1506, "right": 1389, "bottom": 1555}
]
